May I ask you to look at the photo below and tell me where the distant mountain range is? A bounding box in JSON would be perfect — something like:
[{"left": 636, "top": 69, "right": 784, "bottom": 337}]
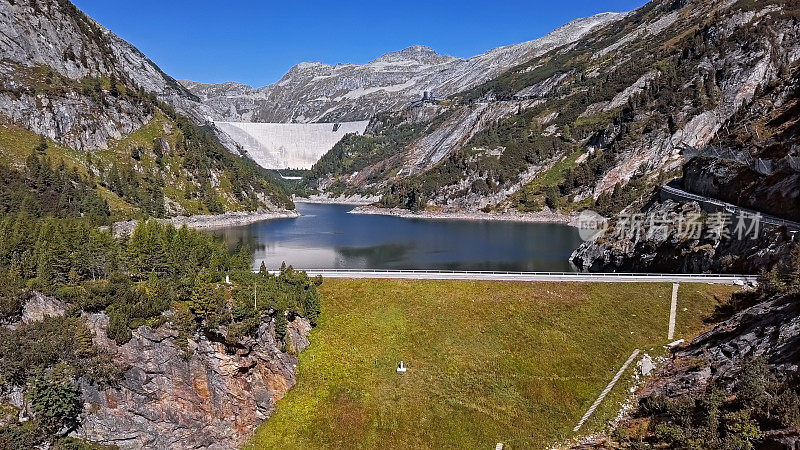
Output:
[{"left": 180, "top": 13, "right": 623, "bottom": 123}]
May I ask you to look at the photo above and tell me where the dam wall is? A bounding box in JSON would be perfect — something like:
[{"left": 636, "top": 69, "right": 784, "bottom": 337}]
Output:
[{"left": 215, "top": 121, "right": 370, "bottom": 169}]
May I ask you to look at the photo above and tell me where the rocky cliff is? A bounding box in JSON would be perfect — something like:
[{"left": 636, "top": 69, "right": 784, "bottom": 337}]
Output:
[
  {"left": 181, "top": 13, "right": 623, "bottom": 124},
  {"left": 75, "top": 313, "right": 311, "bottom": 449},
  {"left": 0, "top": 0, "right": 294, "bottom": 217},
  {"left": 572, "top": 27, "right": 800, "bottom": 275},
  {"left": 2, "top": 294, "right": 312, "bottom": 449},
  {"left": 0, "top": 0, "right": 213, "bottom": 151},
  {"left": 571, "top": 199, "right": 797, "bottom": 274}
]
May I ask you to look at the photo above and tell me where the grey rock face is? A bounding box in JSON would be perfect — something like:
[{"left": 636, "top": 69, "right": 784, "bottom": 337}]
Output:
[
  {"left": 0, "top": 86, "right": 151, "bottom": 151},
  {"left": 74, "top": 313, "right": 312, "bottom": 449},
  {"left": 0, "top": 0, "right": 213, "bottom": 151},
  {"left": 683, "top": 158, "right": 800, "bottom": 223},
  {"left": 182, "top": 14, "right": 624, "bottom": 124},
  {"left": 641, "top": 292, "right": 800, "bottom": 400},
  {"left": 21, "top": 292, "right": 67, "bottom": 324}
]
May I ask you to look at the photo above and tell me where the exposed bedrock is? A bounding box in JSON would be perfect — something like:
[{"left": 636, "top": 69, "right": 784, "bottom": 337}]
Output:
[
  {"left": 73, "top": 313, "right": 311, "bottom": 449},
  {"left": 682, "top": 157, "right": 800, "bottom": 223}
]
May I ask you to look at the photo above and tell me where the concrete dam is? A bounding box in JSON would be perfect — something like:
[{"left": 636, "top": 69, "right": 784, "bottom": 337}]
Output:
[{"left": 215, "top": 121, "right": 370, "bottom": 170}]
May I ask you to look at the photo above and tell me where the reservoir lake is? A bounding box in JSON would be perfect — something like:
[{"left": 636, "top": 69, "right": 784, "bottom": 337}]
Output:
[{"left": 211, "top": 203, "right": 583, "bottom": 272}]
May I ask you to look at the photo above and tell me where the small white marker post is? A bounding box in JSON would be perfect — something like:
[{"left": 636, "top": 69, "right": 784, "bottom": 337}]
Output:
[
  {"left": 668, "top": 283, "right": 679, "bottom": 340},
  {"left": 396, "top": 361, "right": 407, "bottom": 374}
]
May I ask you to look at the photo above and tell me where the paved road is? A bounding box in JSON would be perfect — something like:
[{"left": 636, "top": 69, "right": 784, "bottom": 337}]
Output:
[
  {"left": 661, "top": 186, "right": 800, "bottom": 231},
  {"left": 285, "top": 269, "right": 757, "bottom": 285}
]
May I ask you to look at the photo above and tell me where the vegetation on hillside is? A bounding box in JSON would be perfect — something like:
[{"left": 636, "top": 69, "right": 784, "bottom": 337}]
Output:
[
  {"left": 305, "top": 113, "right": 427, "bottom": 188},
  {"left": 0, "top": 214, "right": 320, "bottom": 448},
  {"left": 1, "top": 57, "right": 293, "bottom": 220},
  {"left": 301, "top": 111, "right": 459, "bottom": 200},
  {"left": 0, "top": 153, "right": 110, "bottom": 224}
]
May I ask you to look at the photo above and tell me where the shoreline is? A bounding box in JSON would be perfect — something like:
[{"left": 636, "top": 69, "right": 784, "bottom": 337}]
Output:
[
  {"left": 112, "top": 210, "right": 300, "bottom": 236},
  {"left": 349, "top": 205, "right": 579, "bottom": 226},
  {"left": 293, "top": 194, "right": 379, "bottom": 205}
]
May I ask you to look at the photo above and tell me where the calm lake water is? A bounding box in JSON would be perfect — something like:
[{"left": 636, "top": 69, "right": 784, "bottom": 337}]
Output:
[{"left": 211, "top": 203, "right": 583, "bottom": 272}]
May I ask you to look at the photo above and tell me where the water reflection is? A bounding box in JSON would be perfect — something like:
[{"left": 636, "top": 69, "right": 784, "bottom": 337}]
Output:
[{"left": 211, "top": 203, "right": 583, "bottom": 271}]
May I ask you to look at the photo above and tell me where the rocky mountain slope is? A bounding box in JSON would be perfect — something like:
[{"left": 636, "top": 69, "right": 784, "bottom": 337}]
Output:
[
  {"left": 299, "top": 0, "right": 800, "bottom": 223},
  {"left": 75, "top": 311, "right": 311, "bottom": 449},
  {"left": 0, "top": 215, "right": 322, "bottom": 449},
  {"left": 0, "top": 0, "right": 293, "bottom": 217},
  {"left": 181, "top": 13, "right": 623, "bottom": 124},
  {"left": 572, "top": 37, "right": 800, "bottom": 275},
  {"left": 0, "top": 0, "right": 210, "bottom": 149}
]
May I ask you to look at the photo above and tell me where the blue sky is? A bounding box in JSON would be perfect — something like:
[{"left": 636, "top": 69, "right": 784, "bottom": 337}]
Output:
[{"left": 72, "top": 0, "right": 647, "bottom": 88}]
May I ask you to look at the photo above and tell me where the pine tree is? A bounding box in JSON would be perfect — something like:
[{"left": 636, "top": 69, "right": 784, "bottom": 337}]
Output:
[
  {"left": 34, "top": 136, "right": 48, "bottom": 154},
  {"left": 189, "top": 268, "right": 225, "bottom": 326},
  {"left": 259, "top": 261, "right": 267, "bottom": 277},
  {"left": 36, "top": 245, "right": 53, "bottom": 284},
  {"left": 109, "top": 72, "right": 119, "bottom": 97},
  {"left": 74, "top": 321, "right": 95, "bottom": 358},
  {"left": 274, "top": 309, "right": 287, "bottom": 342},
  {"left": 107, "top": 163, "right": 123, "bottom": 197},
  {"left": 561, "top": 125, "right": 573, "bottom": 141}
]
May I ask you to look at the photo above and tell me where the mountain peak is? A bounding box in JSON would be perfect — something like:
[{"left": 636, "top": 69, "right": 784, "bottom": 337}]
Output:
[{"left": 373, "top": 45, "right": 458, "bottom": 65}]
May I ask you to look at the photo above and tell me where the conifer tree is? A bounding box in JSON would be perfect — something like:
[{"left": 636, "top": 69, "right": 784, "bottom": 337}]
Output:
[
  {"left": 189, "top": 268, "right": 225, "bottom": 327},
  {"left": 274, "top": 309, "right": 287, "bottom": 342}
]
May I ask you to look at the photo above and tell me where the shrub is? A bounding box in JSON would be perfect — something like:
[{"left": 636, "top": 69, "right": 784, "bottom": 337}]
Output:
[
  {"left": 27, "top": 374, "right": 82, "bottom": 432},
  {"left": 105, "top": 306, "right": 133, "bottom": 344},
  {"left": 0, "top": 420, "right": 45, "bottom": 449}
]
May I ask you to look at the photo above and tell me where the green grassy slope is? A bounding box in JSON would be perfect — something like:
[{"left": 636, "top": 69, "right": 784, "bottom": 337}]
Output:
[
  {"left": 249, "top": 279, "right": 737, "bottom": 449},
  {"left": 0, "top": 109, "right": 293, "bottom": 220}
]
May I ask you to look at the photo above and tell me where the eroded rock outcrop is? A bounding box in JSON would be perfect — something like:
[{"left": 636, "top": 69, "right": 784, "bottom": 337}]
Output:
[{"left": 73, "top": 313, "right": 312, "bottom": 449}]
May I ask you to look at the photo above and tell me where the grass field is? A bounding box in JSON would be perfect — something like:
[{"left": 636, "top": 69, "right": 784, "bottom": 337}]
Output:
[{"left": 248, "top": 280, "right": 738, "bottom": 449}]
